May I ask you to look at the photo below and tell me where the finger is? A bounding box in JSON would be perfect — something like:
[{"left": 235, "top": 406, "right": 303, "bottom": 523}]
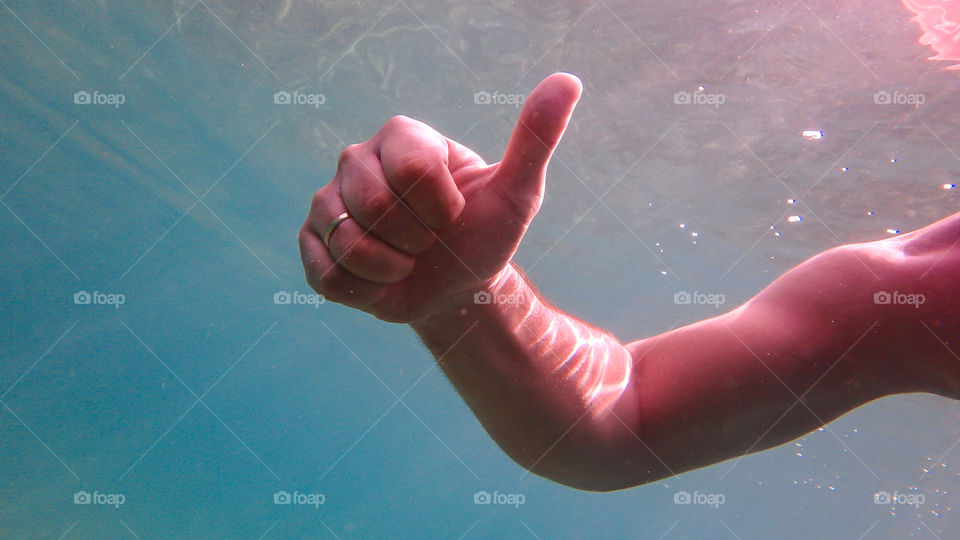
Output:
[
  {"left": 494, "top": 72, "right": 582, "bottom": 216},
  {"left": 304, "top": 186, "right": 416, "bottom": 284},
  {"left": 378, "top": 115, "right": 466, "bottom": 229},
  {"left": 298, "top": 226, "right": 388, "bottom": 309},
  {"left": 338, "top": 144, "right": 437, "bottom": 254}
]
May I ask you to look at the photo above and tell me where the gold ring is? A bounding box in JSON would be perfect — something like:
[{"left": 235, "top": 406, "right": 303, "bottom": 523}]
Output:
[{"left": 322, "top": 212, "right": 351, "bottom": 247}]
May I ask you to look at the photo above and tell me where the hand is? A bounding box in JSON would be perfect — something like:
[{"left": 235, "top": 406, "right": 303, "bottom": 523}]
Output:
[{"left": 299, "top": 73, "right": 583, "bottom": 323}]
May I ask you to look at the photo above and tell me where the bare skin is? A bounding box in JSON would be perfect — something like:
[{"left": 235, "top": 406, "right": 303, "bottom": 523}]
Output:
[{"left": 299, "top": 73, "right": 960, "bottom": 492}]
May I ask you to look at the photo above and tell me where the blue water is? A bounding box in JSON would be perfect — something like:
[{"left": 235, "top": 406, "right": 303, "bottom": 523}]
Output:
[{"left": 2, "top": 1, "right": 959, "bottom": 538}]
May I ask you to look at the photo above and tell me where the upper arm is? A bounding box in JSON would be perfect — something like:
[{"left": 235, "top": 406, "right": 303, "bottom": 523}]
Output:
[{"left": 609, "top": 246, "right": 895, "bottom": 486}]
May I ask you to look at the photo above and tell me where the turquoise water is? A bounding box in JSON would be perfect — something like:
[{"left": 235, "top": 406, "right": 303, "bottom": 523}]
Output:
[{"left": 2, "top": 1, "right": 959, "bottom": 538}]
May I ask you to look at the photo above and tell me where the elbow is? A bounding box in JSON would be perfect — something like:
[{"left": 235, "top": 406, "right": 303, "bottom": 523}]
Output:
[
  {"left": 521, "top": 456, "right": 665, "bottom": 492},
  {"left": 548, "top": 475, "right": 646, "bottom": 493},
  {"left": 502, "top": 399, "right": 664, "bottom": 492},
  {"left": 506, "top": 438, "right": 666, "bottom": 492}
]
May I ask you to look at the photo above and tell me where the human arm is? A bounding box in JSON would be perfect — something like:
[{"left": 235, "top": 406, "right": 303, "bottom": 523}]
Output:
[{"left": 299, "top": 73, "right": 960, "bottom": 491}]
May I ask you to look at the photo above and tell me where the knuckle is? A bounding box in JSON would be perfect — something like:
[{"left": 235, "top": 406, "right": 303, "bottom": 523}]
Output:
[
  {"left": 337, "top": 144, "right": 362, "bottom": 172},
  {"left": 357, "top": 190, "right": 396, "bottom": 222},
  {"left": 303, "top": 260, "right": 330, "bottom": 294},
  {"left": 339, "top": 236, "right": 373, "bottom": 265},
  {"left": 384, "top": 115, "right": 413, "bottom": 132},
  {"left": 404, "top": 232, "right": 435, "bottom": 255},
  {"left": 310, "top": 188, "right": 326, "bottom": 212},
  {"left": 304, "top": 255, "right": 351, "bottom": 297},
  {"left": 297, "top": 225, "right": 311, "bottom": 247},
  {"left": 304, "top": 268, "right": 325, "bottom": 294},
  {"left": 392, "top": 154, "right": 438, "bottom": 188}
]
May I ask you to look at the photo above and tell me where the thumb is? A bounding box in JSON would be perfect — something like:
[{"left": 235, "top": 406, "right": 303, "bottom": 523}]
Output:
[{"left": 494, "top": 72, "right": 582, "bottom": 214}]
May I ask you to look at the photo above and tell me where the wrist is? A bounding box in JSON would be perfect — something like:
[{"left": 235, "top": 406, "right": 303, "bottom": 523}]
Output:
[{"left": 411, "top": 263, "right": 525, "bottom": 329}]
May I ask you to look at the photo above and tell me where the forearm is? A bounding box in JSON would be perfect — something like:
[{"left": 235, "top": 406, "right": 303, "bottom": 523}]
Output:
[{"left": 410, "top": 262, "right": 637, "bottom": 489}]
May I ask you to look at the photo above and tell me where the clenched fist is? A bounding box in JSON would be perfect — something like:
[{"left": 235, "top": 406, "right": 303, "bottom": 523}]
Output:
[{"left": 299, "top": 73, "right": 582, "bottom": 323}]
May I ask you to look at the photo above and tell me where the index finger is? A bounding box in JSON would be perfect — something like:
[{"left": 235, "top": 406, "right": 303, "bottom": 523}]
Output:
[{"left": 376, "top": 115, "right": 466, "bottom": 229}]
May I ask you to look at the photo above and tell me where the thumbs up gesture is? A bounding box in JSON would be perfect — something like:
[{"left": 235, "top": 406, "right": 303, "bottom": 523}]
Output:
[{"left": 299, "top": 73, "right": 583, "bottom": 323}]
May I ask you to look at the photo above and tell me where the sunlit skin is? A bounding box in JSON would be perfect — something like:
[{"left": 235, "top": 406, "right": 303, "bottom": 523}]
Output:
[{"left": 299, "top": 73, "right": 960, "bottom": 492}]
